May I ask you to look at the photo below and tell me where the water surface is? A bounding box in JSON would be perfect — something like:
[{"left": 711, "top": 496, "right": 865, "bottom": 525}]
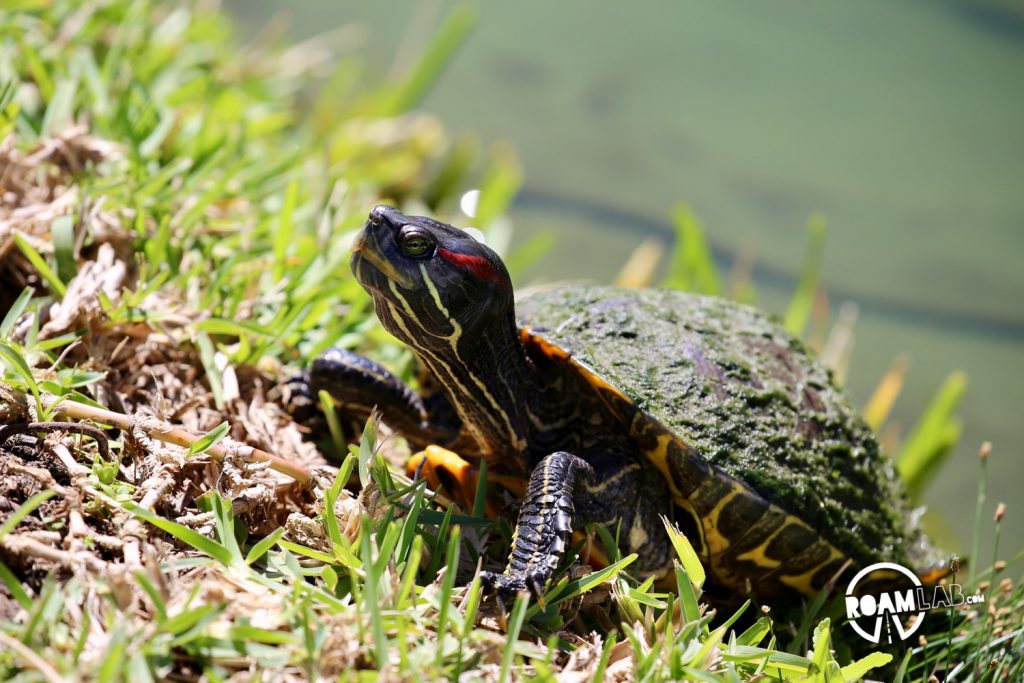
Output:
[{"left": 229, "top": 0, "right": 1024, "bottom": 556}]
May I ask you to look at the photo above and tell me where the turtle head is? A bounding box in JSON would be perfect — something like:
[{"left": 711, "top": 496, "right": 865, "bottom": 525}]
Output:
[{"left": 351, "top": 205, "right": 514, "bottom": 349}]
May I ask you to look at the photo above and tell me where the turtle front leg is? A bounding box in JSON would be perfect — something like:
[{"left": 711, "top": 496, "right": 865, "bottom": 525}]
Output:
[
  {"left": 481, "top": 451, "right": 595, "bottom": 601},
  {"left": 285, "top": 347, "right": 459, "bottom": 446}
]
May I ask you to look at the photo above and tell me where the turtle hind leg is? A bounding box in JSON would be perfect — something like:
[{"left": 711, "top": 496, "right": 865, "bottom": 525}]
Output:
[{"left": 481, "top": 451, "right": 594, "bottom": 601}]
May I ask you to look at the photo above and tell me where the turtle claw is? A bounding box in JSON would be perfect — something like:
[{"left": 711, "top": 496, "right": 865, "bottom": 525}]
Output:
[
  {"left": 530, "top": 577, "right": 547, "bottom": 608},
  {"left": 480, "top": 568, "right": 551, "bottom": 615},
  {"left": 495, "top": 593, "right": 508, "bottom": 631}
]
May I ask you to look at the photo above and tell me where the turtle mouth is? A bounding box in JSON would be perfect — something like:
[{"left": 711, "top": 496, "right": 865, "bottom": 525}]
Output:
[{"left": 350, "top": 227, "right": 416, "bottom": 290}]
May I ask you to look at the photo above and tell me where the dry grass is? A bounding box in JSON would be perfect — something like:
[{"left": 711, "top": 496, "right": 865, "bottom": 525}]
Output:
[{"left": 0, "top": 2, "right": 1020, "bottom": 681}]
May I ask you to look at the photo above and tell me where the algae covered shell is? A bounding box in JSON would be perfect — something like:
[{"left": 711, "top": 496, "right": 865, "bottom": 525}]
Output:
[{"left": 515, "top": 285, "right": 933, "bottom": 575}]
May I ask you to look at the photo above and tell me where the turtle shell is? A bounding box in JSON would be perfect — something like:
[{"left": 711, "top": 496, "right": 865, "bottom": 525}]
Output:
[{"left": 515, "top": 285, "right": 933, "bottom": 578}]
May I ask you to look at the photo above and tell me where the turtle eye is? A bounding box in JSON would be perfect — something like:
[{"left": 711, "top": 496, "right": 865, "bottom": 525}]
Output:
[{"left": 399, "top": 226, "right": 434, "bottom": 258}]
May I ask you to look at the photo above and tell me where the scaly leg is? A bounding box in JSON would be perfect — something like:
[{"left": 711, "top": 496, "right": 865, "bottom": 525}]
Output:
[
  {"left": 285, "top": 347, "right": 460, "bottom": 447},
  {"left": 481, "top": 451, "right": 594, "bottom": 600},
  {"left": 481, "top": 450, "right": 674, "bottom": 603}
]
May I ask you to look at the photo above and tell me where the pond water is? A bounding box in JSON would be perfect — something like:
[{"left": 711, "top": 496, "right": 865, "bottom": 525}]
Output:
[{"left": 227, "top": 1, "right": 1024, "bottom": 559}]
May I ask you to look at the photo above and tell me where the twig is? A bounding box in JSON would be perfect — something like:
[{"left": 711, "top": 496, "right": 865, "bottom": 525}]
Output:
[
  {"left": 39, "top": 394, "right": 312, "bottom": 485},
  {"left": 1, "top": 534, "right": 105, "bottom": 572}
]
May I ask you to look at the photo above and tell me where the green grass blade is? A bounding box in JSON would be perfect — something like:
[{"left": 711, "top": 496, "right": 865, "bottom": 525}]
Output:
[
  {"left": 840, "top": 651, "right": 893, "bottom": 681},
  {"left": 97, "top": 627, "right": 127, "bottom": 683},
  {"left": 0, "top": 489, "right": 56, "bottom": 540},
  {"left": 0, "top": 560, "right": 32, "bottom": 610},
  {"left": 273, "top": 180, "right": 298, "bottom": 280},
  {"left": 397, "top": 534, "right": 423, "bottom": 607},
  {"left": 662, "top": 515, "right": 705, "bottom": 588},
  {"left": 0, "top": 287, "right": 34, "bottom": 338},
  {"left": 51, "top": 215, "right": 77, "bottom": 292},
  {"left": 499, "top": 593, "right": 529, "bottom": 683},
  {"left": 16, "top": 34, "right": 54, "bottom": 101},
  {"left": 322, "top": 486, "right": 344, "bottom": 548},
  {"left": 165, "top": 604, "right": 225, "bottom": 644},
  {"left": 13, "top": 232, "right": 66, "bottom": 297},
  {"left": 186, "top": 421, "right": 230, "bottom": 456},
  {"left": 134, "top": 569, "right": 168, "bottom": 622},
  {"left": 40, "top": 77, "right": 77, "bottom": 136},
  {"left": 427, "top": 504, "right": 455, "bottom": 579},
  {"left": 210, "top": 493, "right": 243, "bottom": 564},
  {"left": 471, "top": 458, "right": 488, "bottom": 519},
  {"left": 124, "top": 502, "right": 233, "bottom": 565},
  {"left": 891, "top": 649, "right": 912, "bottom": 683},
  {"left": 357, "top": 416, "right": 378, "bottom": 487},
  {"left": 473, "top": 142, "right": 523, "bottom": 229},
  {"left": 664, "top": 203, "right": 721, "bottom": 295},
  {"left": 360, "top": 517, "right": 389, "bottom": 670},
  {"left": 195, "top": 333, "right": 225, "bottom": 410},
  {"left": 503, "top": 231, "right": 555, "bottom": 278},
  {"left": 396, "top": 480, "right": 426, "bottom": 564},
  {"left": 435, "top": 525, "right": 461, "bottom": 668},
  {"left": 548, "top": 553, "right": 636, "bottom": 606},
  {"left": 675, "top": 564, "right": 701, "bottom": 624},
  {"left": 783, "top": 212, "right": 827, "bottom": 337},
  {"left": 896, "top": 370, "right": 967, "bottom": 497},
  {"left": 318, "top": 390, "right": 346, "bottom": 456},
  {"left": 385, "top": 4, "right": 478, "bottom": 115},
  {"left": 278, "top": 539, "right": 337, "bottom": 565},
  {"left": 808, "top": 617, "right": 832, "bottom": 676},
  {"left": 592, "top": 632, "right": 617, "bottom": 683}
]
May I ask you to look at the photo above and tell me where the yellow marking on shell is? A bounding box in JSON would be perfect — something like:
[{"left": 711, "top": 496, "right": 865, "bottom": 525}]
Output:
[
  {"left": 733, "top": 523, "right": 787, "bottom": 570},
  {"left": 624, "top": 428, "right": 711, "bottom": 561},
  {"left": 778, "top": 545, "right": 846, "bottom": 596},
  {"left": 645, "top": 433, "right": 685, "bottom": 499},
  {"left": 700, "top": 485, "right": 743, "bottom": 557},
  {"left": 587, "top": 373, "right": 630, "bottom": 403},
  {"left": 520, "top": 327, "right": 570, "bottom": 360},
  {"left": 737, "top": 516, "right": 810, "bottom": 567},
  {"left": 520, "top": 328, "right": 630, "bottom": 402}
]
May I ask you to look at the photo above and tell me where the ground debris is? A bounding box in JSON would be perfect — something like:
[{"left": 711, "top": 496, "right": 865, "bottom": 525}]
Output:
[
  {"left": 0, "top": 126, "right": 352, "bottom": 679},
  {"left": 0, "top": 126, "right": 130, "bottom": 304}
]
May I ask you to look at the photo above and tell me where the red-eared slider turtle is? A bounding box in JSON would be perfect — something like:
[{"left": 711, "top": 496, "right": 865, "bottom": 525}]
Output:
[{"left": 306, "top": 205, "right": 940, "bottom": 602}]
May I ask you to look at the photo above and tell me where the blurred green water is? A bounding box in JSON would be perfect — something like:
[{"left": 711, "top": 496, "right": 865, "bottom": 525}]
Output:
[{"left": 227, "top": 0, "right": 1024, "bottom": 560}]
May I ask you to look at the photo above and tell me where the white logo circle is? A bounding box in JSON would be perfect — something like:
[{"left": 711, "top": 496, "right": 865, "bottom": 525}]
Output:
[{"left": 845, "top": 562, "right": 924, "bottom": 644}]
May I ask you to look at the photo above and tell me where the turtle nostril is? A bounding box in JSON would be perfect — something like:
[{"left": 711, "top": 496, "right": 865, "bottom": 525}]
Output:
[{"left": 368, "top": 204, "right": 399, "bottom": 228}]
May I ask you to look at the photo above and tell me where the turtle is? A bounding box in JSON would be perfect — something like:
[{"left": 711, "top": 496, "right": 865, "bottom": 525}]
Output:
[{"left": 303, "top": 204, "right": 941, "bottom": 603}]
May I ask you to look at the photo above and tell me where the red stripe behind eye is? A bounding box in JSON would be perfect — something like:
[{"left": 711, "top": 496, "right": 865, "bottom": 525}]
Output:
[{"left": 438, "top": 248, "right": 508, "bottom": 287}]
